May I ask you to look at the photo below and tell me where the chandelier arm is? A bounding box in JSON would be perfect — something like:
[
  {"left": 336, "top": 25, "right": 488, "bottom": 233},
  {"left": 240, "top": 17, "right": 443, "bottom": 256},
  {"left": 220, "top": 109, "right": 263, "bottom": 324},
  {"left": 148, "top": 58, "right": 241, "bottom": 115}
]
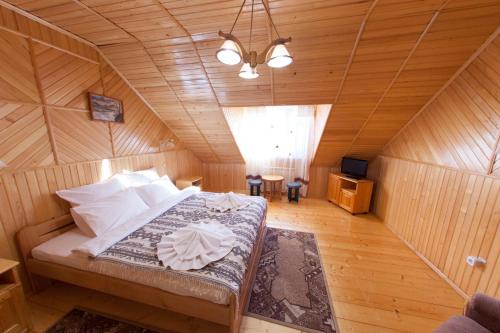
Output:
[
  {"left": 260, "top": 0, "right": 281, "bottom": 38},
  {"left": 218, "top": 31, "right": 251, "bottom": 61},
  {"left": 256, "top": 37, "right": 292, "bottom": 64},
  {"left": 230, "top": 0, "right": 247, "bottom": 34}
]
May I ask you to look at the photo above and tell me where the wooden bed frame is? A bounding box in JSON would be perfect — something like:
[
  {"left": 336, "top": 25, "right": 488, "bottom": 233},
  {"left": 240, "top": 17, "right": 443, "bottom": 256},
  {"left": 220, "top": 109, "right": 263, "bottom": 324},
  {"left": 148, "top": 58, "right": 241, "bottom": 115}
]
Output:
[{"left": 17, "top": 214, "right": 267, "bottom": 333}]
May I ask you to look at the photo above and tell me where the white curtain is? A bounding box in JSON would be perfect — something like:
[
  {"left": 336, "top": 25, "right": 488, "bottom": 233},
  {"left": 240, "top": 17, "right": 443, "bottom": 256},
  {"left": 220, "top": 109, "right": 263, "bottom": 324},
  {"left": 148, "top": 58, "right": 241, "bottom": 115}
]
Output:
[{"left": 224, "top": 105, "right": 316, "bottom": 195}]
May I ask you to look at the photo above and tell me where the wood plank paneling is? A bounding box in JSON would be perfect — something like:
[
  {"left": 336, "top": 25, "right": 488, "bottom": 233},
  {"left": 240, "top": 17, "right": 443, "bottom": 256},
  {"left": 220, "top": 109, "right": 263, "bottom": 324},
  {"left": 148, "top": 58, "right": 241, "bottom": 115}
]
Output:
[
  {"left": 101, "top": 61, "right": 176, "bottom": 157},
  {"left": 0, "top": 102, "right": 54, "bottom": 170},
  {"left": 371, "top": 33, "right": 500, "bottom": 300},
  {"left": 49, "top": 108, "right": 113, "bottom": 164},
  {"left": 372, "top": 156, "right": 499, "bottom": 298},
  {"left": 9, "top": 1, "right": 498, "bottom": 166},
  {"left": 0, "top": 29, "right": 39, "bottom": 103},
  {"left": 384, "top": 36, "right": 500, "bottom": 174},
  {"left": 0, "top": 10, "right": 189, "bottom": 170},
  {"left": 0, "top": 150, "right": 201, "bottom": 263},
  {"left": 202, "top": 163, "right": 246, "bottom": 193},
  {"left": 312, "top": 1, "right": 500, "bottom": 166},
  {"left": 33, "top": 42, "right": 103, "bottom": 110}
]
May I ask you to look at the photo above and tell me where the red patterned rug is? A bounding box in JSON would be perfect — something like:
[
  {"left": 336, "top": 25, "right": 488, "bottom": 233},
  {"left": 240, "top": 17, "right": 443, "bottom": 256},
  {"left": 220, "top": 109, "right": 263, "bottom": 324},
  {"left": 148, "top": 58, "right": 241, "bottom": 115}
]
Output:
[
  {"left": 46, "top": 308, "right": 169, "bottom": 333},
  {"left": 245, "top": 227, "right": 337, "bottom": 333}
]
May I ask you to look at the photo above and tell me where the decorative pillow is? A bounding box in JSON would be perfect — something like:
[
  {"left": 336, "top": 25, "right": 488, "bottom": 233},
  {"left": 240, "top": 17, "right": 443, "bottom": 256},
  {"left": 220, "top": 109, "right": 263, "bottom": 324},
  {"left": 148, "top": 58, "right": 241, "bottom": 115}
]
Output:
[
  {"left": 56, "top": 177, "right": 125, "bottom": 207},
  {"left": 135, "top": 176, "right": 180, "bottom": 207},
  {"left": 70, "top": 188, "right": 149, "bottom": 237}
]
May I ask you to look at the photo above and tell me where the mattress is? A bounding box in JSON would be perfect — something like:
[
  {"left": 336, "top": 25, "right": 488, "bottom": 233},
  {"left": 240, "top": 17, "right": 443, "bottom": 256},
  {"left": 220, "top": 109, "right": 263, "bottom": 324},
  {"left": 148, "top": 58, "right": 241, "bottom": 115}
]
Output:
[
  {"left": 31, "top": 228, "right": 236, "bottom": 304},
  {"left": 31, "top": 192, "right": 267, "bottom": 305}
]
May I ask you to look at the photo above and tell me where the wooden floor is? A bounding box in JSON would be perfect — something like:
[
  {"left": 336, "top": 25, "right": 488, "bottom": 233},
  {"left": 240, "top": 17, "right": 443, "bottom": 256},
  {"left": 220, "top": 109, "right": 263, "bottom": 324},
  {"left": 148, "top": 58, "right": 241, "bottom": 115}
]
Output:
[{"left": 28, "top": 198, "right": 465, "bottom": 333}]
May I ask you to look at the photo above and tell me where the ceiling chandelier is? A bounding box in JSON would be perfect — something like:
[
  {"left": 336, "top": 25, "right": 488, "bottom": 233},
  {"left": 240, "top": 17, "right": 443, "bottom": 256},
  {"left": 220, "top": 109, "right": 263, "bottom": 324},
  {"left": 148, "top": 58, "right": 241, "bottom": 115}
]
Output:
[{"left": 216, "top": 0, "right": 293, "bottom": 79}]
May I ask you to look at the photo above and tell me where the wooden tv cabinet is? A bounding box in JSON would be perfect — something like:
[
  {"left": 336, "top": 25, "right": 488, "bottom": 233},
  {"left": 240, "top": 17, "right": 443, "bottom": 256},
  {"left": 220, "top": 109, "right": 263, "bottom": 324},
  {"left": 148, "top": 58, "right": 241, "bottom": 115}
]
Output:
[{"left": 327, "top": 173, "right": 374, "bottom": 214}]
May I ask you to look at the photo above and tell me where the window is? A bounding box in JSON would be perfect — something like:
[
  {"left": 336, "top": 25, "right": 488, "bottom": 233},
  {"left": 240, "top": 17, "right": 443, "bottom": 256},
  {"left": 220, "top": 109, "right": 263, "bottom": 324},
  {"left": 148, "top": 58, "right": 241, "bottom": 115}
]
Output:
[{"left": 224, "top": 105, "right": 331, "bottom": 194}]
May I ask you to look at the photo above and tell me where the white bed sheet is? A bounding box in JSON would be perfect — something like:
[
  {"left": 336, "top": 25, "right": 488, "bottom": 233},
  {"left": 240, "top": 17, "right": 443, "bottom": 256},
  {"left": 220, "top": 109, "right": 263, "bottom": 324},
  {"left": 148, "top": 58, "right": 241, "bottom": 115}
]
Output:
[{"left": 32, "top": 228, "right": 91, "bottom": 268}]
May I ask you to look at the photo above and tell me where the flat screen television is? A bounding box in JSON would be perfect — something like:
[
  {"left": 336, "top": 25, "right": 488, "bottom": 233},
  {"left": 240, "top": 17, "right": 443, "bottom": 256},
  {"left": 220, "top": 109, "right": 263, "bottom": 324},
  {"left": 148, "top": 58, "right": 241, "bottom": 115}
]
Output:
[{"left": 341, "top": 157, "right": 368, "bottom": 179}]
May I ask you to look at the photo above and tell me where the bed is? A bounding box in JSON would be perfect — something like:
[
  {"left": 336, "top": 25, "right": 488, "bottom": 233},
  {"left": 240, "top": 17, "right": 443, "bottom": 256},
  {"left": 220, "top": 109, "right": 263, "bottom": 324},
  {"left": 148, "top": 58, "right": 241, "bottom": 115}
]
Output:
[{"left": 17, "top": 189, "right": 267, "bottom": 333}]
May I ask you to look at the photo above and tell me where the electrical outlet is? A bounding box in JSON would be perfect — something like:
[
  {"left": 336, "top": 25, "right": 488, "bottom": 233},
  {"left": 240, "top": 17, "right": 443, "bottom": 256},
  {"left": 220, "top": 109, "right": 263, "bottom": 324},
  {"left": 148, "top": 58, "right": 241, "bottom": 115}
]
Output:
[
  {"left": 0, "top": 160, "right": 6, "bottom": 169},
  {"left": 466, "top": 256, "right": 486, "bottom": 267}
]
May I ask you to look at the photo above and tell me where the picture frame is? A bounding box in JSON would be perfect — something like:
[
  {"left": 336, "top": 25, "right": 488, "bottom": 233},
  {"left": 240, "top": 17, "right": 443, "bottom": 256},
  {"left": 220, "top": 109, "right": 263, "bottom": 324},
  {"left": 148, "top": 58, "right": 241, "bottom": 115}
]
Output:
[{"left": 88, "top": 92, "right": 124, "bottom": 123}]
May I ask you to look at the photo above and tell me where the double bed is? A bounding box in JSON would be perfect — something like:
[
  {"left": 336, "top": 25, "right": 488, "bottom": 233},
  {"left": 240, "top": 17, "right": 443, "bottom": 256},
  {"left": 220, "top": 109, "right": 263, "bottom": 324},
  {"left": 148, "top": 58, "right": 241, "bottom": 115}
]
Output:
[{"left": 17, "top": 189, "right": 267, "bottom": 333}]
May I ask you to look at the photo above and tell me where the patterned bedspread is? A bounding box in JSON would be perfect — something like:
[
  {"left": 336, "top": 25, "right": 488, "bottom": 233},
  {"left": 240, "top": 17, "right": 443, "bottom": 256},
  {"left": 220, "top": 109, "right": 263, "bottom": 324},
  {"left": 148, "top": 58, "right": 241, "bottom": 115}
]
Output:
[{"left": 96, "top": 192, "right": 267, "bottom": 296}]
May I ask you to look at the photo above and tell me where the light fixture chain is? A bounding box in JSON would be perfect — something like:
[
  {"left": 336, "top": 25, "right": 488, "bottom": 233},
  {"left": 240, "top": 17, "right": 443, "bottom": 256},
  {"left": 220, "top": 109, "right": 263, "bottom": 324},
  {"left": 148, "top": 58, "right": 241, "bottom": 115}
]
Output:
[
  {"left": 249, "top": 0, "right": 254, "bottom": 51},
  {"left": 230, "top": 0, "right": 247, "bottom": 34},
  {"left": 261, "top": 0, "right": 281, "bottom": 38}
]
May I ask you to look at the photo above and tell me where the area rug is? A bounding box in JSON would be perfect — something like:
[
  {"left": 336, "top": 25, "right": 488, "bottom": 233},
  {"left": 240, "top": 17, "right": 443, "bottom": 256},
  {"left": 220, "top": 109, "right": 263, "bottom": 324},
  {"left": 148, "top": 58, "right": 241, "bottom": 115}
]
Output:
[
  {"left": 246, "top": 227, "right": 337, "bottom": 333},
  {"left": 46, "top": 308, "right": 164, "bottom": 333}
]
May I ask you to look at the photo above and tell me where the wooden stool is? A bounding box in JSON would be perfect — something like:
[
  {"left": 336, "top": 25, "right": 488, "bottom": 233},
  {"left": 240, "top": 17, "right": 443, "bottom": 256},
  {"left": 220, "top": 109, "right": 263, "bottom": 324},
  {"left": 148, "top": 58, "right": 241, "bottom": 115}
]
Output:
[
  {"left": 287, "top": 181, "right": 301, "bottom": 202},
  {"left": 262, "top": 175, "right": 284, "bottom": 202},
  {"left": 286, "top": 178, "right": 309, "bottom": 203},
  {"left": 248, "top": 179, "right": 262, "bottom": 196}
]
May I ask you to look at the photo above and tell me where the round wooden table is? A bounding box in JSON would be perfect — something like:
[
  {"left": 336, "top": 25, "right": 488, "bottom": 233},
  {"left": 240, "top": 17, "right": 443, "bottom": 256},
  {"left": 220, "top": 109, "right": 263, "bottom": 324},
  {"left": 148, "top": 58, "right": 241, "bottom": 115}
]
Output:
[{"left": 262, "top": 175, "right": 284, "bottom": 201}]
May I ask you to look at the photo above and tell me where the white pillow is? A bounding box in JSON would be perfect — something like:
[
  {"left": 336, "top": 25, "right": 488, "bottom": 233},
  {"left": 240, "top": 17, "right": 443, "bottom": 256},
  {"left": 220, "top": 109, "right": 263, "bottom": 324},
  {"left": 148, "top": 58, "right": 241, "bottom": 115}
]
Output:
[
  {"left": 135, "top": 177, "right": 180, "bottom": 207},
  {"left": 112, "top": 172, "right": 152, "bottom": 188},
  {"left": 56, "top": 178, "right": 125, "bottom": 207},
  {"left": 124, "top": 168, "right": 160, "bottom": 181},
  {"left": 70, "top": 188, "right": 149, "bottom": 237}
]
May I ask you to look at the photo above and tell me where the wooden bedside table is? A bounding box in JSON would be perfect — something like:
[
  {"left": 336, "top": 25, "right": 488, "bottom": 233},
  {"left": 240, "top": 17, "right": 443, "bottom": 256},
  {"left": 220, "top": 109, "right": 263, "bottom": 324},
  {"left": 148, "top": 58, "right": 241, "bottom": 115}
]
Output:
[
  {"left": 176, "top": 176, "right": 203, "bottom": 190},
  {"left": 0, "top": 259, "right": 32, "bottom": 333}
]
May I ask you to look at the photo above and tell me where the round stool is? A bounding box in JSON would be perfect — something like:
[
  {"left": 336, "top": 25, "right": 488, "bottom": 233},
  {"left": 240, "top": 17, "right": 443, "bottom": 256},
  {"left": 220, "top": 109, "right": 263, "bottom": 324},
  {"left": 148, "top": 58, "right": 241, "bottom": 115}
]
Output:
[
  {"left": 287, "top": 181, "right": 302, "bottom": 203},
  {"left": 248, "top": 179, "right": 262, "bottom": 196}
]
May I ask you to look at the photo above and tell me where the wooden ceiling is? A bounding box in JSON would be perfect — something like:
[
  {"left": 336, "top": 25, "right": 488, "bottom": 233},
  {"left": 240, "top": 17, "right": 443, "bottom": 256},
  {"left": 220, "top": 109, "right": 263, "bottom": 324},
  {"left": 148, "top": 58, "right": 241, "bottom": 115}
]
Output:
[{"left": 4, "top": 0, "right": 500, "bottom": 165}]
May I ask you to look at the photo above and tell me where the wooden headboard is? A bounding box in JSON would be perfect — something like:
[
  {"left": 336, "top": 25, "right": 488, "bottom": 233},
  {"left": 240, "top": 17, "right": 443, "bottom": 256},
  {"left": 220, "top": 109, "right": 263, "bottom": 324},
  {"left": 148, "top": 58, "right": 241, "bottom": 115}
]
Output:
[{"left": 16, "top": 214, "right": 75, "bottom": 267}]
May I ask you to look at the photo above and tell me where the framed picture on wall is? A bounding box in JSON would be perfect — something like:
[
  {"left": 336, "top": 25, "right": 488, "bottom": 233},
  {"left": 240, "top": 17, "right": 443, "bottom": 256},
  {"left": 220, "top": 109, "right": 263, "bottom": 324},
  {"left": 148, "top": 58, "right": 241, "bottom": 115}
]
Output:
[{"left": 88, "top": 93, "right": 124, "bottom": 123}]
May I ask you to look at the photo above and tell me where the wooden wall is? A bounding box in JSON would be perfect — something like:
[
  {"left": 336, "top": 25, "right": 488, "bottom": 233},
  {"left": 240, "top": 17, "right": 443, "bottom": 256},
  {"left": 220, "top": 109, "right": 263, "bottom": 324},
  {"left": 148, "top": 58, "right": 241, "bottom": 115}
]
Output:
[
  {"left": 372, "top": 35, "right": 500, "bottom": 298},
  {"left": 0, "top": 8, "right": 204, "bottom": 265},
  {"left": 202, "top": 163, "right": 246, "bottom": 193},
  {"left": 0, "top": 6, "right": 181, "bottom": 172}
]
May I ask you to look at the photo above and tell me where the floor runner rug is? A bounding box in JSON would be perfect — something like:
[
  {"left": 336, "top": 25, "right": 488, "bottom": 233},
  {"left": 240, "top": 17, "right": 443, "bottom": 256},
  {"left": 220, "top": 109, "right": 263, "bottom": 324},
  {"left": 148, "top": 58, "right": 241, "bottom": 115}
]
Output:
[{"left": 246, "top": 227, "right": 337, "bottom": 333}]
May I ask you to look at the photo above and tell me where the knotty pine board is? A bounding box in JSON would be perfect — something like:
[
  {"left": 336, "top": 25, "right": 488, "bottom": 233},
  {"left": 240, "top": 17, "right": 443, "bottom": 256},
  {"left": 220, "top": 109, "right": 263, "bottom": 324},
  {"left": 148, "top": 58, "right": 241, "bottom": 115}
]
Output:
[{"left": 372, "top": 156, "right": 499, "bottom": 298}]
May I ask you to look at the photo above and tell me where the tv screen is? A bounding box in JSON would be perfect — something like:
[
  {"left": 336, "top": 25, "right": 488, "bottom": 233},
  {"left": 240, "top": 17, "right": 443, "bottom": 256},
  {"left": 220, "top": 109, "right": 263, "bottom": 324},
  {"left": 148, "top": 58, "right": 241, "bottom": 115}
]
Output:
[{"left": 341, "top": 157, "right": 368, "bottom": 179}]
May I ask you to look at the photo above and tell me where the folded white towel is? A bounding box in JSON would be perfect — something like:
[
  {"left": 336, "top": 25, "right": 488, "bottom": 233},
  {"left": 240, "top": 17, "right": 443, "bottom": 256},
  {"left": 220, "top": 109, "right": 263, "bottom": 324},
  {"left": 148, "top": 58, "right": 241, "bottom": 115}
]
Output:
[
  {"left": 205, "top": 192, "right": 250, "bottom": 212},
  {"left": 157, "top": 222, "right": 235, "bottom": 270}
]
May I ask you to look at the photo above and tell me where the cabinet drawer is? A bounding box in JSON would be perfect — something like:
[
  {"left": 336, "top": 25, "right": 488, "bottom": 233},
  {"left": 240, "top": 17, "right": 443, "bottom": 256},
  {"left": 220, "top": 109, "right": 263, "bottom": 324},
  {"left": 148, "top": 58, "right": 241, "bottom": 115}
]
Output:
[{"left": 0, "top": 286, "right": 25, "bottom": 333}]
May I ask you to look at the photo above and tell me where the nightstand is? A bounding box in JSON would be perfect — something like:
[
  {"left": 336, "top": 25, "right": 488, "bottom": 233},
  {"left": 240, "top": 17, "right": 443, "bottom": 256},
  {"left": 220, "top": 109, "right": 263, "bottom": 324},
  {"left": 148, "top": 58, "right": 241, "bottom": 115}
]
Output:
[
  {"left": 176, "top": 176, "right": 203, "bottom": 190},
  {"left": 0, "top": 259, "right": 31, "bottom": 333}
]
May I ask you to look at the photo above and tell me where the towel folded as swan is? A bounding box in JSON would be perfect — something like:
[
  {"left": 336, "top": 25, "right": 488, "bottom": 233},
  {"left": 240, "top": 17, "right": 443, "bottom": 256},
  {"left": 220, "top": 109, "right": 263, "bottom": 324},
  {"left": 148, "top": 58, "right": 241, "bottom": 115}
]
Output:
[
  {"left": 157, "top": 222, "right": 235, "bottom": 270},
  {"left": 205, "top": 192, "right": 250, "bottom": 212}
]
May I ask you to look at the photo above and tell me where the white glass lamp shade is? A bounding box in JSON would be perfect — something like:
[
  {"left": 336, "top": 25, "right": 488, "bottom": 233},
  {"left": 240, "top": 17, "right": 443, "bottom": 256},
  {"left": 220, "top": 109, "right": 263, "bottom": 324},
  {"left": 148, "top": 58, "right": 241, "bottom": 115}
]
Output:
[
  {"left": 239, "top": 63, "right": 259, "bottom": 79},
  {"left": 267, "top": 44, "right": 293, "bottom": 68},
  {"left": 216, "top": 39, "right": 242, "bottom": 65}
]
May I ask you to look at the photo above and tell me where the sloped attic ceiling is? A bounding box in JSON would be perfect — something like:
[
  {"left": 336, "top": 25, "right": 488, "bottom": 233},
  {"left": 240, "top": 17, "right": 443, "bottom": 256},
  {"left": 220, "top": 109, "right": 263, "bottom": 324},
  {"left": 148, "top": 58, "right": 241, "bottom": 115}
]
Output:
[{"left": 5, "top": 0, "right": 500, "bottom": 166}]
